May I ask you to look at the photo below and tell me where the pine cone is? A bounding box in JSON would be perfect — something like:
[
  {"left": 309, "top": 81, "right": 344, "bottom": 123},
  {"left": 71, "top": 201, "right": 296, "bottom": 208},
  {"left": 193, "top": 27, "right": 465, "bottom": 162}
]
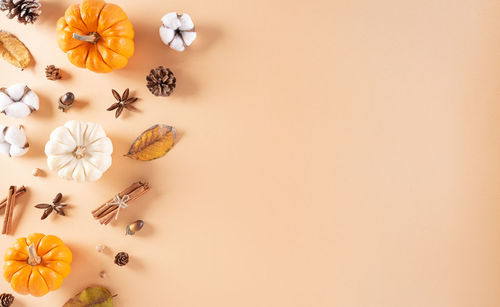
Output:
[
  {"left": 114, "top": 252, "right": 129, "bottom": 266},
  {"left": 45, "top": 65, "right": 61, "bottom": 81},
  {"left": 0, "top": 293, "right": 14, "bottom": 307},
  {"left": 0, "top": 0, "right": 41, "bottom": 24},
  {"left": 146, "top": 66, "right": 176, "bottom": 97}
]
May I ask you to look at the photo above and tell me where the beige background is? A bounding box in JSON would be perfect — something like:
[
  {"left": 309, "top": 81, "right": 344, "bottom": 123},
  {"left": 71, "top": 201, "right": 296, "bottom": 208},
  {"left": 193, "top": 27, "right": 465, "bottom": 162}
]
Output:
[{"left": 1, "top": 0, "right": 500, "bottom": 306}]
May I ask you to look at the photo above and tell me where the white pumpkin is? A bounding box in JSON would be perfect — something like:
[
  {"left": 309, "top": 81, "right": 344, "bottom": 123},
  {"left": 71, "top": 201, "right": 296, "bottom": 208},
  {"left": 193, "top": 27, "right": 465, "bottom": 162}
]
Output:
[{"left": 45, "top": 120, "right": 113, "bottom": 182}]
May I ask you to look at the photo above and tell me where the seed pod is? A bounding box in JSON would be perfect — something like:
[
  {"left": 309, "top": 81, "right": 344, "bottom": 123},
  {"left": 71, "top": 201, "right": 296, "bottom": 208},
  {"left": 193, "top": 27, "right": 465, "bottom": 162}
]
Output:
[
  {"left": 125, "top": 220, "right": 144, "bottom": 235},
  {"left": 58, "top": 92, "right": 74, "bottom": 112}
]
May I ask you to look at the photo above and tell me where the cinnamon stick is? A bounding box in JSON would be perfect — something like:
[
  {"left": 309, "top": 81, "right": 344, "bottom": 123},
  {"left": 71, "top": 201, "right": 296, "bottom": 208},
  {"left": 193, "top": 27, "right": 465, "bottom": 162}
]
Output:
[
  {"left": 0, "top": 186, "right": 25, "bottom": 210},
  {"left": 2, "top": 186, "right": 17, "bottom": 235},
  {"left": 92, "top": 181, "right": 150, "bottom": 225}
]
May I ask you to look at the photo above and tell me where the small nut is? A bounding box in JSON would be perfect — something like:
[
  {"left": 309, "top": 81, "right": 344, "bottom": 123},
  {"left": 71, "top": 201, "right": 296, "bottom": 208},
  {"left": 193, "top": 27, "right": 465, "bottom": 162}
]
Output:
[
  {"left": 96, "top": 244, "right": 105, "bottom": 253},
  {"left": 32, "top": 168, "right": 41, "bottom": 176},
  {"left": 58, "top": 92, "right": 74, "bottom": 112},
  {"left": 125, "top": 220, "right": 144, "bottom": 235}
]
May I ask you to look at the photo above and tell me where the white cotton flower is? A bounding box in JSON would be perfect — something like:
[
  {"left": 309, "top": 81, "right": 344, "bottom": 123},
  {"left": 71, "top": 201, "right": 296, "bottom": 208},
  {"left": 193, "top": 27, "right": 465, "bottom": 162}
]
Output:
[
  {"left": 0, "top": 125, "right": 29, "bottom": 157},
  {"left": 159, "top": 12, "right": 197, "bottom": 52},
  {"left": 45, "top": 120, "right": 113, "bottom": 183},
  {"left": 0, "top": 84, "right": 39, "bottom": 118}
]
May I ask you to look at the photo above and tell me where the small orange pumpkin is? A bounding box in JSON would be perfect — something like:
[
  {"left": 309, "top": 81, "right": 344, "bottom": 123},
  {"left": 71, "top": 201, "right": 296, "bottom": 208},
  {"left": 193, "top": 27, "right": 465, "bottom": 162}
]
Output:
[
  {"left": 4, "top": 233, "right": 72, "bottom": 297},
  {"left": 56, "top": 0, "right": 135, "bottom": 73}
]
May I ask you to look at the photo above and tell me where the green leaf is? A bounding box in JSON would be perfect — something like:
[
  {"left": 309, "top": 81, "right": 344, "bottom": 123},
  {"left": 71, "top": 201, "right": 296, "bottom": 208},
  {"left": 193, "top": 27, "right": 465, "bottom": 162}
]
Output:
[{"left": 63, "top": 286, "right": 114, "bottom": 307}]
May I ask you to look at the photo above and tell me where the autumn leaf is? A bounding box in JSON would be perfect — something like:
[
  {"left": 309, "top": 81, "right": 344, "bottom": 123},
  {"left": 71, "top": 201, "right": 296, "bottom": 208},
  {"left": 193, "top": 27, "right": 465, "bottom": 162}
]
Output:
[
  {"left": 126, "top": 124, "right": 176, "bottom": 161},
  {"left": 63, "top": 286, "right": 115, "bottom": 307},
  {"left": 0, "top": 31, "right": 31, "bottom": 69}
]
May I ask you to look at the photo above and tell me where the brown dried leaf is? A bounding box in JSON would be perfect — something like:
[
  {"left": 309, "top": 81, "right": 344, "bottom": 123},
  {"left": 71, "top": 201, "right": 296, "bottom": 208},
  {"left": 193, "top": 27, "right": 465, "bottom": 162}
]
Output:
[
  {"left": 63, "top": 286, "right": 114, "bottom": 307},
  {"left": 0, "top": 31, "right": 31, "bottom": 69},
  {"left": 125, "top": 124, "right": 176, "bottom": 161}
]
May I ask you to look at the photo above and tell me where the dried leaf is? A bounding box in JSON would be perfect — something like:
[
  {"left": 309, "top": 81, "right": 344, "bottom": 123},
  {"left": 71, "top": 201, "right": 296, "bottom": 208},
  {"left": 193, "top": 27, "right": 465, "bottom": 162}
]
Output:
[
  {"left": 63, "top": 286, "right": 114, "bottom": 307},
  {"left": 0, "top": 31, "right": 31, "bottom": 69},
  {"left": 126, "top": 124, "right": 176, "bottom": 161}
]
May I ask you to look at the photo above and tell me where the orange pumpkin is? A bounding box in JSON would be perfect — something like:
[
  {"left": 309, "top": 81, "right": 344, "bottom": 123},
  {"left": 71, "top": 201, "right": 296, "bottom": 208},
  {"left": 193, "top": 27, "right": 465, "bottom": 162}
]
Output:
[
  {"left": 3, "top": 233, "right": 72, "bottom": 297},
  {"left": 56, "top": 0, "right": 135, "bottom": 73}
]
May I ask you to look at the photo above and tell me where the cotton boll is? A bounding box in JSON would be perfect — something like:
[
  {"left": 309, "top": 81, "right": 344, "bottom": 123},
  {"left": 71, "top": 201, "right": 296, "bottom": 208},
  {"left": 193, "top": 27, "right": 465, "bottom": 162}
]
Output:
[
  {"left": 10, "top": 145, "right": 28, "bottom": 157},
  {"left": 160, "top": 12, "right": 197, "bottom": 51},
  {"left": 21, "top": 91, "right": 39, "bottom": 111},
  {"left": 169, "top": 35, "right": 185, "bottom": 52},
  {"left": 5, "top": 84, "right": 26, "bottom": 101},
  {"left": 181, "top": 31, "right": 197, "bottom": 46},
  {"left": 4, "top": 126, "right": 27, "bottom": 148},
  {"left": 0, "top": 125, "right": 5, "bottom": 143},
  {"left": 178, "top": 13, "right": 194, "bottom": 30},
  {"left": 0, "top": 125, "right": 29, "bottom": 157},
  {"left": 159, "top": 26, "right": 175, "bottom": 45},
  {"left": 0, "top": 92, "right": 12, "bottom": 111},
  {"left": 161, "top": 12, "right": 180, "bottom": 29},
  {"left": 0, "top": 143, "right": 10, "bottom": 157},
  {"left": 4, "top": 103, "right": 31, "bottom": 118},
  {"left": 0, "top": 84, "right": 39, "bottom": 118}
]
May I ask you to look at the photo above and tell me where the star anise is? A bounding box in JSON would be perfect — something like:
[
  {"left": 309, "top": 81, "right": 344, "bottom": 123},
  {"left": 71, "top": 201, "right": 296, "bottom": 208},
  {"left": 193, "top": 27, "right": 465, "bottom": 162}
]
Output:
[
  {"left": 34, "top": 193, "right": 67, "bottom": 220},
  {"left": 107, "top": 88, "right": 139, "bottom": 118}
]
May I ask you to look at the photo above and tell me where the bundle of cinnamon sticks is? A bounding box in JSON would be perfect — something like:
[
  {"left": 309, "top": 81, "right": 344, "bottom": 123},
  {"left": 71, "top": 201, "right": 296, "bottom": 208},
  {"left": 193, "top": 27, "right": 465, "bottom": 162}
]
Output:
[
  {"left": 2, "top": 185, "right": 26, "bottom": 235},
  {"left": 92, "top": 181, "right": 150, "bottom": 225}
]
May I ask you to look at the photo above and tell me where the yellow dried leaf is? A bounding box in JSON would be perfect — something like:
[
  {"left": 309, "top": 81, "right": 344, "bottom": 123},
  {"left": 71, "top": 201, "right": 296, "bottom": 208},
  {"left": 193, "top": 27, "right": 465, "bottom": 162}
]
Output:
[
  {"left": 0, "top": 31, "right": 31, "bottom": 69},
  {"left": 126, "top": 124, "right": 176, "bottom": 161}
]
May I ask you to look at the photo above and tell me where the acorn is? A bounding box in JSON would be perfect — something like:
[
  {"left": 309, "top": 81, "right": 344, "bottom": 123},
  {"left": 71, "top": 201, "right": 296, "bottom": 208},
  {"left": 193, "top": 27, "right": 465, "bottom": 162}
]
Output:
[
  {"left": 58, "top": 92, "right": 74, "bottom": 112},
  {"left": 125, "top": 220, "right": 144, "bottom": 235}
]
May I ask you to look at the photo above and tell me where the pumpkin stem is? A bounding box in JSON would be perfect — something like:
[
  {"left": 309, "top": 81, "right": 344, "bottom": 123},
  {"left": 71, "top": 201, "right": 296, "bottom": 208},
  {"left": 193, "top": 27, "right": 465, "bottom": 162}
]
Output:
[
  {"left": 73, "top": 145, "right": 87, "bottom": 159},
  {"left": 27, "top": 243, "right": 41, "bottom": 266},
  {"left": 73, "top": 32, "right": 101, "bottom": 44}
]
